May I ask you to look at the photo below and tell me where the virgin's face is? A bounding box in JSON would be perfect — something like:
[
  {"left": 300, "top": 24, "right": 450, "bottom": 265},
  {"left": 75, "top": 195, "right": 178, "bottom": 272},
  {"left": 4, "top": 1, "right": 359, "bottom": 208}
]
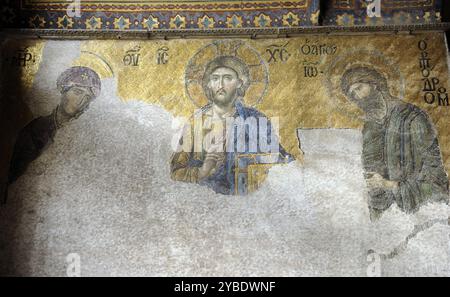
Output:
[
  {"left": 61, "top": 86, "right": 92, "bottom": 117},
  {"left": 207, "top": 67, "right": 242, "bottom": 106}
]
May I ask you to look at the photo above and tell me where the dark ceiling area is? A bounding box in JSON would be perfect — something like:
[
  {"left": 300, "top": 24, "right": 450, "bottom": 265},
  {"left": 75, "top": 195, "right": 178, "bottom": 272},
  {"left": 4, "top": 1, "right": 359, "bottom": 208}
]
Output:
[
  {"left": 444, "top": 0, "right": 450, "bottom": 21},
  {"left": 443, "top": 1, "right": 450, "bottom": 47}
]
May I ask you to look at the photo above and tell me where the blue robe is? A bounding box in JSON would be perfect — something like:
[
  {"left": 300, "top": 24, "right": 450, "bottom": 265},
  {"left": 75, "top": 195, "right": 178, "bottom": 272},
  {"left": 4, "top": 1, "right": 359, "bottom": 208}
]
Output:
[{"left": 171, "top": 100, "right": 293, "bottom": 195}]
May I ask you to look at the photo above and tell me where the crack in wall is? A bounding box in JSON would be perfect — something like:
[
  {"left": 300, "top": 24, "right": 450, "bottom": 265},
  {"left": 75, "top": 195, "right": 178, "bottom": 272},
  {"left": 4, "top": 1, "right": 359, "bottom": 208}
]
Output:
[{"left": 374, "top": 217, "right": 450, "bottom": 261}]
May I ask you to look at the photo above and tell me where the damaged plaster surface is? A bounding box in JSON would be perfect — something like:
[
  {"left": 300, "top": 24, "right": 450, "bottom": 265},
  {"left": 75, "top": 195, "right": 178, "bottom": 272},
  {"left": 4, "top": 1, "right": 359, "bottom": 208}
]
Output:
[{"left": 0, "top": 78, "right": 448, "bottom": 276}]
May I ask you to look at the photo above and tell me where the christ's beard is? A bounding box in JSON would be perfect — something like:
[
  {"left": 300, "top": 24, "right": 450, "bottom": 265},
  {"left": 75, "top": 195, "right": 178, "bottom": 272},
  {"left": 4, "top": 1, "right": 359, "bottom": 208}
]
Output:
[{"left": 210, "top": 89, "right": 238, "bottom": 107}]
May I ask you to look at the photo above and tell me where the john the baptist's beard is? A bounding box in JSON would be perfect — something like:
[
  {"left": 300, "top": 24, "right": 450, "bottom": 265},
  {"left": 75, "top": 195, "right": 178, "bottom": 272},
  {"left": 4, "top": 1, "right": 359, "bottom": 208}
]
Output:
[{"left": 352, "top": 88, "right": 386, "bottom": 119}]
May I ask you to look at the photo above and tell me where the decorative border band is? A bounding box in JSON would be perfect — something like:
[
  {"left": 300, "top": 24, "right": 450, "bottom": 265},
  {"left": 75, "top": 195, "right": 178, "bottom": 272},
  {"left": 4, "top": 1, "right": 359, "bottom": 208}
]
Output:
[
  {"left": 2, "top": 0, "right": 320, "bottom": 30},
  {"left": 2, "top": 23, "right": 450, "bottom": 40}
]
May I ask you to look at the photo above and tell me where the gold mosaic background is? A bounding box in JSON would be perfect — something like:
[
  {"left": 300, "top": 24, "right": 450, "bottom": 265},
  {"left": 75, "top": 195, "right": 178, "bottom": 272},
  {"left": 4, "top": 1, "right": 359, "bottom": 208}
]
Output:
[{"left": 1, "top": 33, "right": 450, "bottom": 176}]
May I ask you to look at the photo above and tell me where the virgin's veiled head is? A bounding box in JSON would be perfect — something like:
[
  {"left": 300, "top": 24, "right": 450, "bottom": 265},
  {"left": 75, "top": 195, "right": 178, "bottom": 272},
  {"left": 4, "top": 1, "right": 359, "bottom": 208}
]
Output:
[
  {"left": 57, "top": 66, "right": 101, "bottom": 98},
  {"left": 56, "top": 66, "right": 101, "bottom": 117}
]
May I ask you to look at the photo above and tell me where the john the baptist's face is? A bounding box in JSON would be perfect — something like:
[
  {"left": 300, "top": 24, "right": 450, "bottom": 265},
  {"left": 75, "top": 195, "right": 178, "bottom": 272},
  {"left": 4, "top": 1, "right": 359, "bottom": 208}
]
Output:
[
  {"left": 348, "top": 82, "right": 373, "bottom": 103},
  {"left": 207, "top": 67, "right": 243, "bottom": 107},
  {"left": 61, "top": 86, "right": 93, "bottom": 117},
  {"left": 345, "top": 81, "right": 387, "bottom": 121}
]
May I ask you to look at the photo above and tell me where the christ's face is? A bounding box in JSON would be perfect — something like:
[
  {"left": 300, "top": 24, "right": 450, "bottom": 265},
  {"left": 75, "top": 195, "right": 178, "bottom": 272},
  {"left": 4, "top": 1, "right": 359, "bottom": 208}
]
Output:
[
  {"left": 207, "top": 67, "right": 242, "bottom": 107},
  {"left": 61, "top": 86, "right": 93, "bottom": 117}
]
